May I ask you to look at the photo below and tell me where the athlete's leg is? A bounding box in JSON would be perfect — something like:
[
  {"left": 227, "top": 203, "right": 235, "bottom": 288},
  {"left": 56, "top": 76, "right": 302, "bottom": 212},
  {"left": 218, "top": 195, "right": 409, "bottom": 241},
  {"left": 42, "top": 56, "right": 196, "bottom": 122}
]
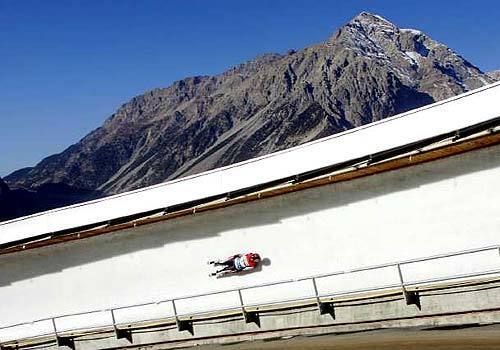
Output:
[
  {"left": 215, "top": 255, "right": 238, "bottom": 266},
  {"left": 216, "top": 265, "right": 234, "bottom": 273}
]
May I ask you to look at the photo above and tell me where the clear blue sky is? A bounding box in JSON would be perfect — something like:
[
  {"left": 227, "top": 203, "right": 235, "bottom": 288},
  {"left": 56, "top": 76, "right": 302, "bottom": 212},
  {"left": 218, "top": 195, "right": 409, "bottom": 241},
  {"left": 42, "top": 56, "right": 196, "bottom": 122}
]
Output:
[{"left": 1, "top": 0, "right": 499, "bottom": 177}]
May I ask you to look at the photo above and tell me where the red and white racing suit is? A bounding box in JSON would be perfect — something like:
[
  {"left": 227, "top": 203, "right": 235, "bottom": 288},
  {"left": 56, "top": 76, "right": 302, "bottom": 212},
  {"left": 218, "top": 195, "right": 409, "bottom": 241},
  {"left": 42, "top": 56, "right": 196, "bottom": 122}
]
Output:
[{"left": 233, "top": 253, "right": 258, "bottom": 271}]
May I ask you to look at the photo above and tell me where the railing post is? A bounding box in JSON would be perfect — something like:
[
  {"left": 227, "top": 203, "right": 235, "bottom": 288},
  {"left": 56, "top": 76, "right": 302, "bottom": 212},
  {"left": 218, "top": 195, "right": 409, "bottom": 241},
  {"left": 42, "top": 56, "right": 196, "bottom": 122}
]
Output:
[
  {"left": 311, "top": 278, "right": 334, "bottom": 318},
  {"left": 237, "top": 289, "right": 260, "bottom": 327},
  {"left": 110, "top": 309, "right": 132, "bottom": 343},
  {"left": 397, "top": 264, "right": 420, "bottom": 309},
  {"left": 52, "top": 318, "right": 74, "bottom": 350},
  {"left": 172, "top": 300, "right": 193, "bottom": 335}
]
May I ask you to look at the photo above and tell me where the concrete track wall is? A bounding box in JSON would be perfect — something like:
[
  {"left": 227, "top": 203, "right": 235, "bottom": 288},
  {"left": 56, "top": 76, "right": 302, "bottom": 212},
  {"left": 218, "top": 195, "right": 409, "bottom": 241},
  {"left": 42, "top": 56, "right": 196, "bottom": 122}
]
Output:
[{"left": 1, "top": 143, "right": 500, "bottom": 341}]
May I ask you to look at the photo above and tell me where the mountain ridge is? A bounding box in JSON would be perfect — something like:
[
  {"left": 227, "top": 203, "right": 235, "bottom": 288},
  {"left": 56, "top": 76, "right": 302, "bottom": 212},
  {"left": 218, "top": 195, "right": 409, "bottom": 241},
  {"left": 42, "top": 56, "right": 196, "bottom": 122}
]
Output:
[
  {"left": 3, "top": 12, "right": 496, "bottom": 221},
  {"left": 488, "top": 70, "right": 500, "bottom": 80}
]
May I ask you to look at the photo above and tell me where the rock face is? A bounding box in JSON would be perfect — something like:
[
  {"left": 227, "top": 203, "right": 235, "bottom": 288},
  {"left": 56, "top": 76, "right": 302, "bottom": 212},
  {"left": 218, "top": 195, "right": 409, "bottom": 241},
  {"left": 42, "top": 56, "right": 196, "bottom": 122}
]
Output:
[
  {"left": 0, "top": 178, "right": 8, "bottom": 198},
  {"left": 0, "top": 177, "right": 102, "bottom": 223},
  {"left": 488, "top": 70, "right": 500, "bottom": 81},
  {"left": 0, "top": 178, "right": 15, "bottom": 222},
  {"left": 3, "top": 12, "right": 495, "bottom": 221}
]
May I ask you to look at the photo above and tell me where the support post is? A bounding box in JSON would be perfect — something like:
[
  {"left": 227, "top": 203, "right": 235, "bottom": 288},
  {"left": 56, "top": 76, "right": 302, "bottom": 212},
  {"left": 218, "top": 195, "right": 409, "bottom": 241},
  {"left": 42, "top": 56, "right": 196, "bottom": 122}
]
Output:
[
  {"left": 110, "top": 309, "right": 132, "bottom": 343},
  {"left": 397, "top": 264, "right": 421, "bottom": 309},
  {"left": 52, "top": 318, "right": 74, "bottom": 350},
  {"left": 312, "top": 278, "right": 335, "bottom": 318},
  {"left": 237, "top": 289, "right": 260, "bottom": 327},
  {"left": 172, "top": 300, "right": 193, "bottom": 335}
]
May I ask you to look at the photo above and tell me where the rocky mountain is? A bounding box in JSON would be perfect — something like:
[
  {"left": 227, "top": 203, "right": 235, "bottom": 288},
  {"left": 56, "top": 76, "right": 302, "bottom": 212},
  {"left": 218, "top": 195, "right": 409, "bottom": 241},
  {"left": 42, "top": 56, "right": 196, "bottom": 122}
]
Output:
[
  {"left": 0, "top": 177, "right": 102, "bottom": 222},
  {"left": 0, "top": 179, "right": 14, "bottom": 222},
  {"left": 3, "top": 12, "right": 495, "bottom": 221},
  {"left": 488, "top": 70, "right": 500, "bottom": 80},
  {"left": 0, "top": 178, "right": 8, "bottom": 198}
]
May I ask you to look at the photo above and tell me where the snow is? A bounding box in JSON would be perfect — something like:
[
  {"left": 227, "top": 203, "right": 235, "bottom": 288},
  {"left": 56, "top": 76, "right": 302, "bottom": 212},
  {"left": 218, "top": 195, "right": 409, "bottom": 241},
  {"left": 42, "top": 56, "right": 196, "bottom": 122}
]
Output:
[
  {"left": 354, "top": 12, "right": 395, "bottom": 31},
  {"left": 371, "top": 13, "right": 392, "bottom": 24},
  {"left": 402, "top": 28, "right": 423, "bottom": 35},
  {"left": 405, "top": 51, "right": 421, "bottom": 66}
]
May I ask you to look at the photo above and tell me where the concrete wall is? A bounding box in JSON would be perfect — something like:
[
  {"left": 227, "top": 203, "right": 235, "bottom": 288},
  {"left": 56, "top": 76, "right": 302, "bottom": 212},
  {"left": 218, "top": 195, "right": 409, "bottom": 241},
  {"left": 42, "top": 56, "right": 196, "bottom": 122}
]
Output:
[{"left": 1, "top": 143, "right": 500, "bottom": 341}]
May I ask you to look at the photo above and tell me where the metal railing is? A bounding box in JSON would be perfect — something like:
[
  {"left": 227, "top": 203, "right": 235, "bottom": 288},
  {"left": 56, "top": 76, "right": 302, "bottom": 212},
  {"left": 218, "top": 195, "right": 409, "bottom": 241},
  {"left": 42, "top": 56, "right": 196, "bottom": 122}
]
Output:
[{"left": 2, "top": 244, "right": 500, "bottom": 345}]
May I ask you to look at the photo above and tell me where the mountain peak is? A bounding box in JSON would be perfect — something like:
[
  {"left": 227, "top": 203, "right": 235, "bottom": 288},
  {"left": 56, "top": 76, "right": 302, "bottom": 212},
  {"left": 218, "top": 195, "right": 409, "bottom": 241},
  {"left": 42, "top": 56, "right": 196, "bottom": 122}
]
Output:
[
  {"left": 351, "top": 12, "right": 394, "bottom": 26},
  {"left": 327, "top": 12, "right": 492, "bottom": 99},
  {"left": 346, "top": 12, "right": 398, "bottom": 35},
  {"left": 348, "top": 13, "right": 424, "bottom": 38},
  {"left": 330, "top": 12, "right": 399, "bottom": 46},
  {"left": 329, "top": 12, "right": 401, "bottom": 60}
]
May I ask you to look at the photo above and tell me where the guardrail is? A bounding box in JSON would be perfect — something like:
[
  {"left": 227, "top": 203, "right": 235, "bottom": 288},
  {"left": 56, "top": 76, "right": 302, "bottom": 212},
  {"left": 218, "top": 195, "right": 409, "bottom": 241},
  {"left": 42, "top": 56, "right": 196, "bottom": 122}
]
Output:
[{"left": 2, "top": 244, "right": 500, "bottom": 348}]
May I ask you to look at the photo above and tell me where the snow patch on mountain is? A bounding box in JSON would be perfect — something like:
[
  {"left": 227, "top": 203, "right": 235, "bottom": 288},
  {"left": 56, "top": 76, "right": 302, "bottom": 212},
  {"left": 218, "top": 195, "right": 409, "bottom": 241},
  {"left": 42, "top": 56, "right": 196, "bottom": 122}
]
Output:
[
  {"left": 401, "top": 28, "right": 423, "bottom": 35},
  {"left": 405, "top": 51, "right": 421, "bottom": 66}
]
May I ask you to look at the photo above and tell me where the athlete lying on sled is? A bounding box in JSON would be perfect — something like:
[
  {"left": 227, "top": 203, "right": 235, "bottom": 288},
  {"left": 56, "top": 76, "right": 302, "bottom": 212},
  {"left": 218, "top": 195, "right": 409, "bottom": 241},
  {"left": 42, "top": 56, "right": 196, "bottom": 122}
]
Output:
[{"left": 208, "top": 252, "right": 261, "bottom": 277}]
